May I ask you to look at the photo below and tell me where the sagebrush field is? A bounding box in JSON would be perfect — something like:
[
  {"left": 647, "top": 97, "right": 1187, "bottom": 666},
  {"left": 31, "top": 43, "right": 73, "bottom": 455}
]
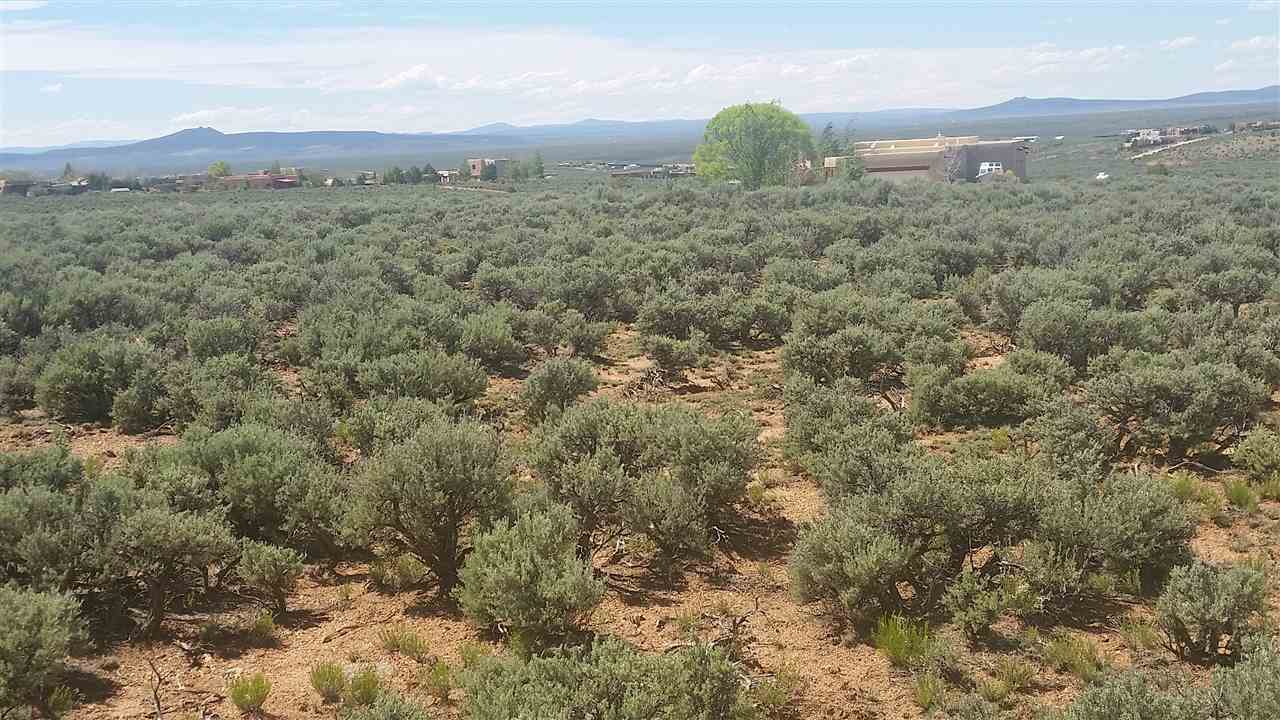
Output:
[{"left": 2, "top": 158, "right": 1278, "bottom": 719}]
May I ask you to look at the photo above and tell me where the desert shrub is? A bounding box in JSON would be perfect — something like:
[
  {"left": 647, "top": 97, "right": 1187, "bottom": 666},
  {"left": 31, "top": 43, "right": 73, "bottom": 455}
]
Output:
[
  {"left": 378, "top": 625, "right": 430, "bottom": 661},
  {"left": 1022, "top": 396, "right": 1116, "bottom": 484},
  {"left": 871, "top": 616, "right": 935, "bottom": 668},
  {"left": 459, "top": 311, "right": 526, "bottom": 368},
  {"left": 1235, "top": 426, "right": 1280, "bottom": 480},
  {"left": 244, "top": 610, "right": 276, "bottom": 645},
  {"left": 368, "top": 554, "right": 427, "bottom": 592},
  {"left": 1223, "top": 478, "right": 1259, "bottom": 512},
  {"left": 113, "top": 505, "right": 237, "bottom": 634},
  {"left": 309, "top": 661, "right": 346, "bottom": 703},
  {"left": 419, "top": 660, "right": 453, "bottom": 704},
  {"left": 0, "top": 356, "right": 35, "bottom": 416},
  {"left": 1018, "top": 299, "right": 1092, "bottom": 370},
  {"left": 34, "top": 336, "right": 158, "bottom": 423},
  {"left": 341, "top": 692, "right": 431, "bottom": 720},
  {"left": 522, "top": 357, "right": 597, "bottom": 423},
  {"left": 156, "top": 423, "right": 341, "bottom": 549},
  {"left": 166, "top": 353, "right": 278, "bottom": 431},
  {"left": 789, "top": 510, "right": 911, "bottom": 625},
  {"left": 1042, "top": 633, "right": 1108, "bottom": 682},
  {"left": 531, "top": 399, "right": 758, "bottom": 561},
  {"left": 1211, "top": 636, "right": 1280, "bottom": 718},
  {"left": 639, "top": 331, "right": 710, "bottom": 379},
  {"left": 338, "top": 397, "right": 445, "bottom": 455},
  {"left": 0, "top": 586, "right": 80, "bottom": 717},
  {"left": 1084, "top": 351, "right": 1267, "bottom": 457},
  {"left": 345, "top": 667, "right": 383, "bottom": 707},
  {"left": 356, "top": 350, "right": 487, "bottom": 405},
  {"left": 909, "top": 364, "right": 1047, "bottom": 428},
  {"left": 227, "top": 672, "right": 271, "bottom": 715},
  {"left": 991, "top": 657, "right": 1035, "bottom": 693},
  {"left": 944, "top": 570, "right": 1005, "bottom": 639},
  {"left": 1053, "top": 672, "right": 1206, "bottom": 720},
  {"left": 461, "top": 638, "right": 745, "bottom": 720},
  {"left": 1004, "top": 348, "right": 1076, "bottom": 390},
  {"left": 350, "top": 419, "right": 513, "bottom": 593},
  {"left": 558, "top": 311, "right": 611, "bottom": 358},
  {"left": 237, "top": 541, "right": 304, "bottom": 614},
  {"left": 1165, "top": 470, "right": 1228, "bottom": 524},
  {"left": 0, "top": 443, "right": 83, "bottom": 492},
  {"left": 622, "top": 472, "right": 709, "bottom": 561},
  {"left": 1157, "top": 560, "right": 1266, "bottom": 660},
  {"left": 457, "top": 502, "right": 603, "bottom": 642},
  {"left": 1038, "top": 471, "right": 1195, "bottom": 590},
  {"left": 185, "top": 316, "right": 258, "bottom": 359},
  {"left": 912, "top": 672, "right": 946, "bottom": 712}
]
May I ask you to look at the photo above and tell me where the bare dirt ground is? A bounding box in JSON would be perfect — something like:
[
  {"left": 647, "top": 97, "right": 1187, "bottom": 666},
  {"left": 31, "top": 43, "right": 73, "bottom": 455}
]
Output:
[{"left": 5, "top": 325, "right": 1277, "bottom": 719}]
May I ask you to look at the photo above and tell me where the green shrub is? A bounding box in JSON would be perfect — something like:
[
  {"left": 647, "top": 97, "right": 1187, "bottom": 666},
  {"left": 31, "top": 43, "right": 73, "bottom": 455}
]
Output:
[
  {"left": 419, "top": 660, "right": 452, "bottom": 704},
  {"left": 1166, "top": 470, "right": 1228, "bottom": 524},
  {"left": 378, "top": 625, "right": 430, "bottom": 661},
  {"left": 1156, "top": 560, "right": 1266, "bottom": 660},
  {"left": 0, "top": 356, "right": 35, "bottom": 417},
  {"left": 457, "top": 502, "right": 603, "bottom": 642},
  {"left": 350, "top": 419, "right": 513, "bottom": 594},
  {"left": 186, "top": 316, "right": 258, "bottom": 359},
  {"left": 461, "top": 638, "right": 745, "bottom": 720},
  {"left": 1054, "top": 671, "right": 1208, "bottom": 720},
  {"left": 992, "top": 657, "right": 1035, "bottom": 692},
  {"left": 1042, "top": 633, "right": 1107, "bottom": 682},
  {"left": 1234, "top": 426, "right": 1280, "bottom": 482},
  {"left": 1223, "top": 478, "right": 1259, "bottom": 512},
  {"left": 909, "top": 364, "right": 1046, "bottom": 428},
  {"left": 1211, "top": 636, "right": 1280, "bottom": 718},
  {"left": 244, "top": 610, "right": 276, "bottom": 645},
  {"left": 112, "top": 506, "right": 237, "bottom": 634},
  {"left": 944, "top": 570, "right": 1005, "bottom": 639},
  {"left": 309, "top": 661, "right": 347, "bottom": 703},
  {"left": 355, "top": 350, "right": 487, "bottom": 405},
  {"left": 227, "top": 672, "right": 271, "bottom": 715},
  {"left": 338, "top": 397, "right": 444, "bottom": 455},
  {"left": 522, "top": 357, "right": 597, "bottom": 423},
  {"left": 341, "top": 692, "right": 431, "bottom": 720},
  {"left": 237, "top": 541, "right": 304, "bottom": 613},
  {"left": 0, "top": 586, "right": 80, "bottom": 715},
  {"left": 871, "top": 616, "right": 934, "bottom": 668},
  {"left": 1119, "top": 618, "right": 1162, "bottom": 655},
  {"left": 368, "top": 554, "right": 428, "bottom": 592},
  {"left": 35, "top": 337, "right": 157, "bottom": 423},
  {"left": 345, "top": 667, "right": 383, "bottom": 707},
  {"left": 912, "top": 672, "right": 946, "bottom": 711},
  {"left": 459, "top": 311, "right": 526, "bottom": 368},
  {"left": 640, "top": 332, "right": 710, "bottom": 379},
  {"left": 748, "top": 667, "right": 801, "bottom": 719}
]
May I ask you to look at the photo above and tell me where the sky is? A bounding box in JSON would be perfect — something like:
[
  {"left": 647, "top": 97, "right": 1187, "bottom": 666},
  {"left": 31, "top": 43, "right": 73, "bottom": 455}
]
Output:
[{"left": 1, "top": 0, "right": 1278, "bottom": 147}]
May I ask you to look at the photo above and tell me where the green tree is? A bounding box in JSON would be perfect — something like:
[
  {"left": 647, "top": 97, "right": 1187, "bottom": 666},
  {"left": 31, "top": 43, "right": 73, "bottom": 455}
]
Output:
[
  {"left": 692, "top": 102, "right": 815, "bottom": 189},
  {"left": 207, "top": 161, "right": 232, "bottom": 178},
  {"left": 405, "top": 165, "right": 423, "bottom": 184},
  {"left": 480, "top": 161, "right": 497, "bottom": 182},
  {"left": 819, "top": 122, "right": 842, "bottom": 157},
  {"left": 458, "top": 162, "right": 472, "bottom": 181},
  {"left": 384, "top": 166, "right": 405, "bottom": 184},
  {"left": 422, "top": 162, "right": 439, "bottom": 183},
  {"left": 61, "top": 162, "right": 75, "bottom": 181},
  {"left": 531, "top": 152, "right": 545, "bottom": 178}
]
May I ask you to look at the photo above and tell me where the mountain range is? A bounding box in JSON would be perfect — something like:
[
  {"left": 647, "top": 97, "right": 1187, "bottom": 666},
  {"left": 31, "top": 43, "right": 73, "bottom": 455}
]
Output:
[{"left": 2, "top": 85, "right": 1275, "bottom": 177}]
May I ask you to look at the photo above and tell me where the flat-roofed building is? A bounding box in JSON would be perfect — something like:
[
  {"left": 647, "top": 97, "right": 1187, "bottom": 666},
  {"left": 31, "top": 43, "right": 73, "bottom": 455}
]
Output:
[{"left": 824, "top": 135, "right": 1028, "bottom": 182}]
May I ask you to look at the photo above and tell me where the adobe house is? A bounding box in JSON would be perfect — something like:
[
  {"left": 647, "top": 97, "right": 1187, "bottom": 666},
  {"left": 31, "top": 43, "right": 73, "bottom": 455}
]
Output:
[
  {"left": 466, "top": 158, "right": 510, "bottom": 178},
  {"left": 824, "top": 135, "right": 1028, "bottom": 182}
]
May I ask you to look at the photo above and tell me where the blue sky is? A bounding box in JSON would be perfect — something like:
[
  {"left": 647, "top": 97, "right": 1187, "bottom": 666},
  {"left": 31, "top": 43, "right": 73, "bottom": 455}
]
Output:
[{"left": 2, "top": 0, "right": 1277, "bottom": 147}]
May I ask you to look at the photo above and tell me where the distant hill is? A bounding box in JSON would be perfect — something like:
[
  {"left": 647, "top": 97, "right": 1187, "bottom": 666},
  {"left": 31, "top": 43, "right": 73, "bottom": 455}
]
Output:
[
  {"left": 952, "top": 85, "right": 1279, "bottom": 120},
  {"left": 0, "top": 138, "right": 139, "bottom": 155},
  {"left": 3, "top": 86, "right": 1275, "bottom": 176}
]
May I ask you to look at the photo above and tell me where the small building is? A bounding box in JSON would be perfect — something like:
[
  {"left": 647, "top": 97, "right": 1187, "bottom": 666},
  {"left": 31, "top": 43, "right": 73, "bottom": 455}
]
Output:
[
  {"left": 437, "top": 169, "right": 459, "bottom": 185},
  {"left": 0, "top": 179, "right": 37, "bottom": 196},
  {"left": 466, "top": 158, "right": 510, "bottom": 178},
  {"left": 217, "top": 172, "right": 300, "bottom": 190},
  {"left": 824, "top": 135, "right": 1028, "bottom": 182}
]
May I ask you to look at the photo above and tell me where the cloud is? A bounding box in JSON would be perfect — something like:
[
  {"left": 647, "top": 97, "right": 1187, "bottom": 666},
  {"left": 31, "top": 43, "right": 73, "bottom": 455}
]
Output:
[
  {"left": 1248, "top": 1, "right": 1278, "bottom": 10},
  {"left": 1158, "top": 36, "right": 1199, "bottom": 50},
  {"left": 38, "top": 82, "right": 62, "bottom": 94},
  {"left": 1214, "top": 59, "right": 1239, "bottom": 73},
  {"left": 1230, "top": 35, "right": 1280, "bottom": 51},
  {"left": 0, "top": 1, "right": 47, "bottom": 11},
  {"left": 1216, "top": 18, "right": 1231, "bottom": 25}
]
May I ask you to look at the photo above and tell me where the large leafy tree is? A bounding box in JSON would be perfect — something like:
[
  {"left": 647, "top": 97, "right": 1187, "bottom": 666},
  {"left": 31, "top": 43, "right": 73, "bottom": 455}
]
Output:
[
  {"left": 207, "top": 160, "right": 232, "bottom": 178},
  {"left": 693, "top": 102, "right": 815, "bottom": 189}
]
